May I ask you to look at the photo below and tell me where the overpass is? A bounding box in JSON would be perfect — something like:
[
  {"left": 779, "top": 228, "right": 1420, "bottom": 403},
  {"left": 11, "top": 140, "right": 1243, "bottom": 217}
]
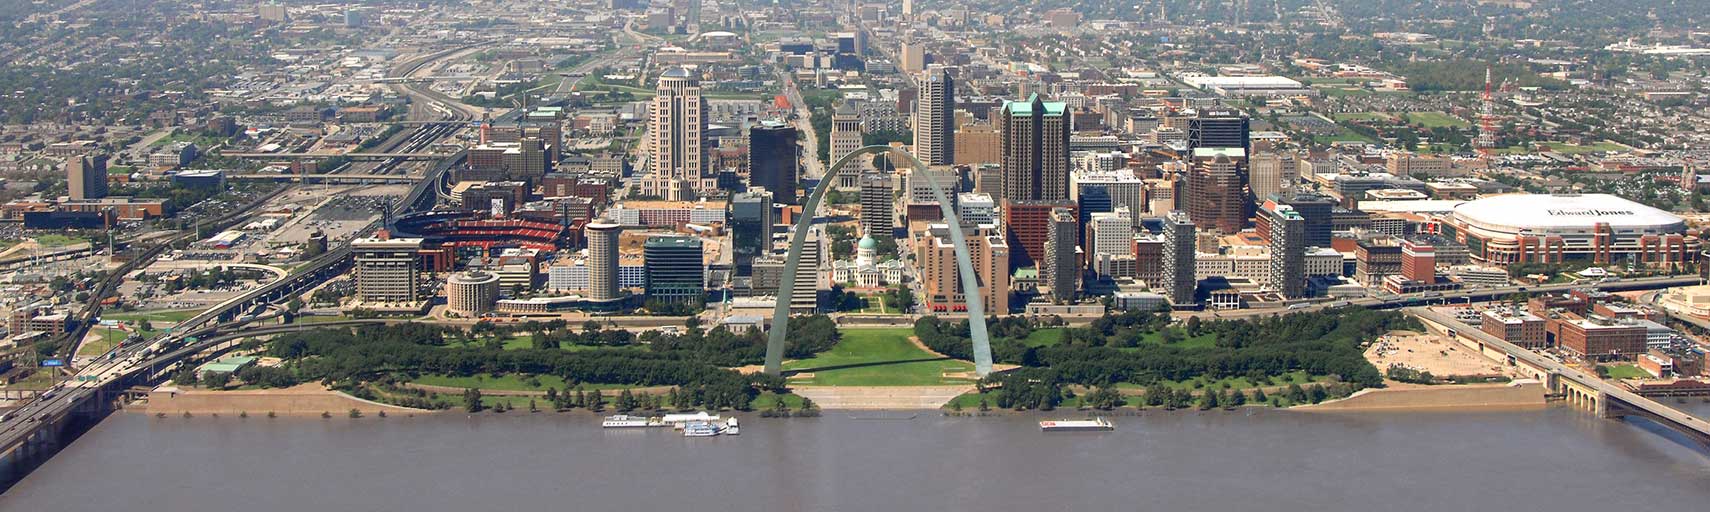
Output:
[
  {"left": 0, "top": 319, "right": 389, "bottom": 487},
  {"left": 225, "top": 174, "right": 425, "bottom": 184},
  {"left": 220, "top": 152, "right": 449, "bottom": 160},
  {"left": 1410, "top": 307, "right": 1710, "bottom": 449},
  {"left": 0, "top": 147, "right": 461, "bottom": 490}
]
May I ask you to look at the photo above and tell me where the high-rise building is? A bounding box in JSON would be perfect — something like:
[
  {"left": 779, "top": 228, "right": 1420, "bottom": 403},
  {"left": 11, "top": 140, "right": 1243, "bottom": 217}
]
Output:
[
  {"left": 1402, "top": 241, "right": 1437, "bottom": 284},
  {"left": 917, "top": 223, "right": 1010, "bottom": 314},
  {"left": 1187, "top": 147, "right": 1251, "bottom": 234},
  {"left": 729, "top": 190, "right": 773, "bottom": 276},
  {"left": 1086, "top": 208, "right": 1133, "bottom": 266},
  {"left": 1248, "top": 151, "right": 1293, "bottom": 201},
  {"left": 1162, "top": 211, "right": 1197, "bottom": 306},
  {"left": 643, "top": 235, "right": 705, "bottom": 305},
  {"left": 998, "top": 94, "right": 1070, "bottom": 203},
  {"left": 1188, "top": 109, "right": 1250, "bottom": 152},
  {"left": 748, "top": 121, "right": 799, "bottom": 203},
  {"left": 1264, "top": 205, "right": 1307, "bottom": 299},
  {"left": 1003, "top": 200, "right": 1076, "bottom": 269},
  {"left": 643, "top": 68, "right": 707, "bottom": 200},
  {"left": 352, "top": 237, "right": 423, "bottom": 304},
  {"left": 1271, "top": 191, "right": 1335, "bottom": 248},
  {"left": 913, "top": 70, "right": 955, "bottom": 165},
  {"left": 830, "top": 102, "right": 863, "bottom": 166},
  {"left": 586, "top": 222, "right": 622, "bottom": 300},
  {"left": 446, "top": 271, "right": 501, "bottom": 316},
  {"left": 67, "top": 153, "right": 109, "bottom": 201},
  {"left": 900, "top": 40, "right": 926, "bottom": 72},
  {"left": 954, "top": 122, "right": 1000, "bottom": 165},
  {"left": 1072, "top": 169, "right": 1146, "bottom": 229},
  {"left": 1044, "top": 207, "right": 1079, "bottom": 301},
  {"left": 860, "top": 172, "right": 894, "bottom": 238}
]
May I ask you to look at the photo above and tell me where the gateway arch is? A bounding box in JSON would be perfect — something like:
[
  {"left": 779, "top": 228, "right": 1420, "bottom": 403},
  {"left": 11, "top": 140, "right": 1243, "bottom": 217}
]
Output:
[{"left": 763, "top": 145, "right": 994, "bottom": 377}]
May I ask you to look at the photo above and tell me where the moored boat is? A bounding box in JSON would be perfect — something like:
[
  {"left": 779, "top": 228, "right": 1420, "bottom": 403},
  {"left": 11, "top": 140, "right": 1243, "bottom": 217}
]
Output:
[{"left": 1039, "top": 417, "right": 1115, "bottom": 432}]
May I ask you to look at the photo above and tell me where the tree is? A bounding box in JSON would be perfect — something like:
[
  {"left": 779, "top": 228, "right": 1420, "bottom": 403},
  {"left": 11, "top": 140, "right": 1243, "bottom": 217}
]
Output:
[
  {"left": 1145, "top": 383, "right": 1169, "bottom": 407},
  {"left": 1308, "top": 384, "right": 1329, "bottom": 404},
  {"left": 1286, "top": 383, "right": 1308, "bottom": 404},
  {"left": 1198, "top": 389, "right": 1219, "bottom": 410},
  {"left": 616, "top": 389, "right": 636, "bottom": 412},
  {"left": 587, "top": 389, "right": 606, "bottom": 412},
  {"left": 202, "top": 371, "right": 231, "bottom": 389},
  {"left": 1251, "top": 388, "right": 1267, "bottom": 403},
  {"left": 463, "top": 388, "right": 485, "bottom": 413},
  {"left": 1226, "top": 388, "right": 1246, "bottom": 408},
  {"left": 1086, "top": 387, "right": 1123, "bottom": 410}
]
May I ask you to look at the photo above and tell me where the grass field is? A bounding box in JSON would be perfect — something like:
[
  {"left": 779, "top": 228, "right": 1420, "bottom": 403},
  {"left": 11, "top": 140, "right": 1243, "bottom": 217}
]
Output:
[
  {"left": 34, "top": 234, "right": 87, "bottom": 247},
  {"left": 1492, "top": 141, "right": 1627, "bottom": 155},
  {"left": 102, "top": 309, "right": 199, "bottom": 331},
  {"left": 1601, "top": 364, "right": 1650, "bottom": 380},
  {"left": 783, "top": 328, "right": 974, "bottom": 386},
  {"left": 76, "top": 328, "right": 129, "bottom": 357},
  {"left": 1332, "top": 112, "right": 1393, "bottom": 123},
  {"left": 411, "top": 373, "right": 635, "bottom": 392},
  {"left": 1401, "top": 111, "right": 1470, "bottom": 128}
]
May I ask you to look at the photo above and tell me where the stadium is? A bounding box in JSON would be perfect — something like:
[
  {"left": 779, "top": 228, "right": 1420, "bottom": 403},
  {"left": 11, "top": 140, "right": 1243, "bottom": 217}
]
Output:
[{"left": 1438, "top": 194, "right": 1699, "bottom": 267}]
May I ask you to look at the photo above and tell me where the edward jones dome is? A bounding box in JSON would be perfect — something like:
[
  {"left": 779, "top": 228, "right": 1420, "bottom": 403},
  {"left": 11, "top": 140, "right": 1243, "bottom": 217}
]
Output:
[{"left": 1440, "top": 194, "right": 1698, "bottom": 266}]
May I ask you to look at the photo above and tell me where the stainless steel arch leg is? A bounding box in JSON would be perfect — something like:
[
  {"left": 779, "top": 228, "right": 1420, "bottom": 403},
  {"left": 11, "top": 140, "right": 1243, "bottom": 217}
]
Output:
[{"left": 763, "top": 145, "right": 993, "bottom": 377}]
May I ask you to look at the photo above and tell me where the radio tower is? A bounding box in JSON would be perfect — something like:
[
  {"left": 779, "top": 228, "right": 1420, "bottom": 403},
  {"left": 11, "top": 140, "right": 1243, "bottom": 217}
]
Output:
[{"left": 1477, "top": 66, "right": 1497, "bottom": 158}]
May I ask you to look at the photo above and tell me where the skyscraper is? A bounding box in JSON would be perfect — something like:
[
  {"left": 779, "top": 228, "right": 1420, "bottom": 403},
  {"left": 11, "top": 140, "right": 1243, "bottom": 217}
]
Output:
[
  {"left": 1264, "top": 205, "right": 1306, "bottom": 299},
  {"left": 643, "top": 235, "right": 705, "bottom": 305},
  {"left": 830, "top": 102, "right": 863, "bottom": 166},
  {"left": 728, "top": 191, "right": 772, "bottom": 276},
  {"left": 748, "top": 121, "right": 798, "bottom": 203},
  {"left": 1187, "top": 147, "right": 1251, "bottom": 234},
  {"left": 860, "top": 172, "right": 894, "bottom": 238},
  {"left": 998, "top": 94, "right": 1071, "bottom": 203},
  {"left": 1044, "top": 207, "right": 1079, "bottom": 302},
  {"left": 1188, "top": 109, "right": 1250, "bottom": 152},
  {"left": 1273, "top": 191, "right": 1335, "bottom": 248},
  {"left": 643, "top": 68, "right": 707, "bottom": 200},
  {"left": 917, "top": 223, "right": 1010, "bottom": 314},
  {"left": 352, "top": 237, "right": 423, "bottom": 305},
  {"left": 1162, "top": 211, "right": 1197, "bottom": 306},
  {"left": 1248, "top": 151, "right": 1293, "bottom": 201},
  {"left": 586, "top": 222, "right": 622, "bottom": 301},
  {"left": 66, "top": 153, "right": 109, "bottom": 201},
  {"left": 913, "top": 70, "right": 955, "bottom": 165}
]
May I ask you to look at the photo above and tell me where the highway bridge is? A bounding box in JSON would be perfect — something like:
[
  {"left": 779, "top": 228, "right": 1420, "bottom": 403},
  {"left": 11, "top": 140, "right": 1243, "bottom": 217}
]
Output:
[
  {"left": 225, "top": 174, "right": 425, "bottom": 184},
  {"left": 1411, "top": 308, "right": 1710, "bottom": 449},
  {"left": 220, "top": 151, "right": 450, "bottom": 160},
  {"left": 0, "top": 320, "right": 388, "bottom": 486},
  {"left": 0, "top": 146, "right": 461, "bottom": 490}
]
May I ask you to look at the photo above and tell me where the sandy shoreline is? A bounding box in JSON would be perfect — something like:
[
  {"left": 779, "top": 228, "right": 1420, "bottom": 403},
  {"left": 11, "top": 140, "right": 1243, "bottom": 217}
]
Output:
[
  {"left": 133, "top": 383, "right": 433, "bottom": 417},
  {"left": 1296, "top": 381, "right": 1547, "bottom": 412}
]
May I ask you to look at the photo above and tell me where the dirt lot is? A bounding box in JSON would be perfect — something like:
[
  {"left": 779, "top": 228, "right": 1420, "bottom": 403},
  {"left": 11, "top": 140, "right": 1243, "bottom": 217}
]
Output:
[{"left": 1365, "top": 330, "right": 1516, "bottom": 379}]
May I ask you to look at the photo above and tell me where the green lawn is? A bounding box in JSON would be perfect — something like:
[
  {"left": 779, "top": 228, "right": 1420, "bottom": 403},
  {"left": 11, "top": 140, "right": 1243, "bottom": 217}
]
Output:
[
  {"left": 76, "top": 328, "right": 130, "bottom": 357},
  {"left": 102, "top": 309, "right": 199, "bottom": 330},
  {"left": 1136, "top": 330, "right": 1218, "bottom": 349},
  {"left": 1601, "top": 364, "right": 1650, "bottom": 380},
  {"left": 1018, "top": 328, "right": 1065, "bottom": 347},
  {"left": 1492, "top": 141, "right": 1627, "bottom": 155},
  {"left": 1402, "top": 111, "right": 1470, "bottom": 129},
  {"left": 1332, "top": 112, "right": 1393, "bottom": 123},
  {"left": 411, "top": 373, "right": 635, "bottom": 392},
  {"left": 783, "top": 328, "right": 974, "bottom": 386},
  {"left": 34, "top": 234, "right": 87, "bottom": 247}
]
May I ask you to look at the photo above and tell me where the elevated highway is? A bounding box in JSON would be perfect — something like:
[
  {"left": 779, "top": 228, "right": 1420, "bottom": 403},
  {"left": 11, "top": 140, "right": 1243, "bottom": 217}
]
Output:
[
  {"left": 0, "top": 143, "right": 460, "bottom": 490},
  {"left": 1411, "top": 307, "right": 1710, "bottom": 449},
  {"left": 220, "top": 152, "right": 449, "bottom": 160}
]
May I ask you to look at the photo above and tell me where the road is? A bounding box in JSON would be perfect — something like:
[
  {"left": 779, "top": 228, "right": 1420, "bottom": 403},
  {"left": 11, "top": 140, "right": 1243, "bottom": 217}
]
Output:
[{"left": 1410, "top": 307, "right": 1710, "bottom": 442}]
